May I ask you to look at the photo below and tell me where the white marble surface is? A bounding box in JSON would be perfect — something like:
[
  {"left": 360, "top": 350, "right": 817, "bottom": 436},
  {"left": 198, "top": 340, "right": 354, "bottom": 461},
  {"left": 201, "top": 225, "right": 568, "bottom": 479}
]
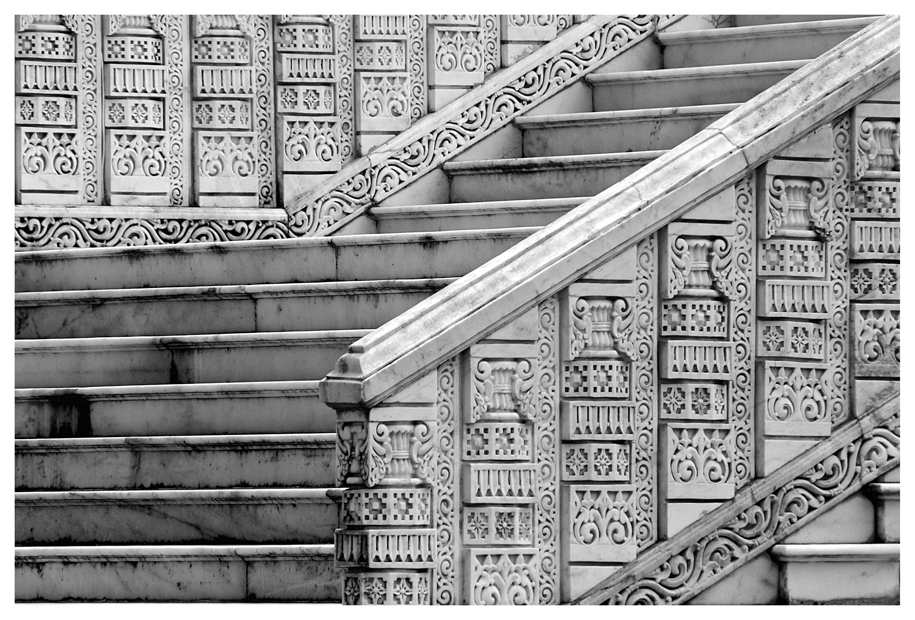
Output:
[
  {"left": 783, "top": 491, "right": 875, "bottom": 544},
  {"left": 688, "top": 553, "right": 778, "bottom": 605}
]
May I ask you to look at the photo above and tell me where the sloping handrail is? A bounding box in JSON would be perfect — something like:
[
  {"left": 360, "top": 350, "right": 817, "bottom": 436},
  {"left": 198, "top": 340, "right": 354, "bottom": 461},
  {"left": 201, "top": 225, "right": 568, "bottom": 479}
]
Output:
[
  {"left": 285, "top": 15, "right": 661, "bottom": 234},
  {"left": 320, "top": 15, "right": 900, "bottom": 409}
]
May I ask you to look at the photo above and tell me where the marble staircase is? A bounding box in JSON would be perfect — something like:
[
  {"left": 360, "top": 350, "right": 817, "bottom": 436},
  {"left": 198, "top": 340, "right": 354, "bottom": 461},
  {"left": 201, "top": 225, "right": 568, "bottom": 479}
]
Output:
[{"left": 15, "top": 15, "right": 889, "bottom": 603}]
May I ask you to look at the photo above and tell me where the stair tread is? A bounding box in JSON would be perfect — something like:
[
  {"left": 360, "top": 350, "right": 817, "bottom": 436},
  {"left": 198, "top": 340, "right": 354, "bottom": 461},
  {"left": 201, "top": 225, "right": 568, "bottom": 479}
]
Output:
[
  {"left": 16, "top": 433, "right": 335, "bottom": 450},
  {"left": 374, "top": 197, "right": 585, "bottom": 217},
  {"left": 444, "top": 150, "right": 666, "bottom": 172},
  {"left": 16, "top": 329, "right": 371, "bottom": 350},
  {"left": 16, "top": 543, "right": 335, "bottom": 560},
  {"left": 16, "top": 379, "right": 321, "bottom": 399},
  {"left": 516, "top": 103, "right": 740, "bottom": 127},
  {"left": 16, "top": 488, "right": 339, "bottom": 502},
  {"left": 587, "top": 59, "right": 808, "bottom": 83},
  {"left": 771, "top": 542, "right": 901, "bottom": 560},
  {"left": 658, "top": 16, "right": 879, "bottom": 44}
]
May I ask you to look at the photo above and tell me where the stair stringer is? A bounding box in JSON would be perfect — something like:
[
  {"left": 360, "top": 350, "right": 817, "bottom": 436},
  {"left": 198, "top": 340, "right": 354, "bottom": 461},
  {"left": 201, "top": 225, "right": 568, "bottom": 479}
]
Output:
[
  {"left": 574, "top": 391, "right": 900, "bottom": 604},
  {"left": 320, "top": 17, "right": 900, "bottom": 605}
]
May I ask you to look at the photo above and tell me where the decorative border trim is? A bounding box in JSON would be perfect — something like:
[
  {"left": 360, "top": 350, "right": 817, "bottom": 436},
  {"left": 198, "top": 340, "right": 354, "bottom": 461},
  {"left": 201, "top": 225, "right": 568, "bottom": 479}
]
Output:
[
  {"left": 287, "top": 15, "right": 656, "bottom": 236},
  {"left": 433, "top": 357, "right": 459, "bottom": 604},
  {"left": 575, "top": 392, "right": 899, "bottom": 605}
]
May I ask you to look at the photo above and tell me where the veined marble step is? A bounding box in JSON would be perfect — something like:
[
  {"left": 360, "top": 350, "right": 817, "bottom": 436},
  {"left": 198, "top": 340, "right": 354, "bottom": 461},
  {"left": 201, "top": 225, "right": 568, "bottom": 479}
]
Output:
[
  {"left": 16, "top": 433, "right": 335, "bottom": 491},
  {"left": 16, "top": 228, "right": 537, "bottom": 293},
  {"left": 16, "top": 381, "right": 334, "bottom": 438},
  {"left": 444, "top": 151, "right": 664, "bottom": 203},
  {"left": 15, "top": 329, "right": 368, "bottom": 388},
  {"left": 16, "top": 544, "right": 339, "bottom": 602},
  {"left": 587, "top": 60, "right": 806, "bottom": 111},
  {"left": 516, "top": 104, "right": 738, "bottom": 156},
  {"left": 771, "top": 543, "right": 900, "bottom": 604},
  {"left": 733, "top": 15, "right": 872, "bottom": 27},
  {"left": 371, "top": 197, "right": 584, "bottom": 233},
  {"left": 660, "top": 17, "right": 879, "bottom": 68},
  {"left": 15, "top": 488, "right": 338, "bottom": 546},
  {"left": 16, "top": 278, "right": 453, "bottom": 339}
]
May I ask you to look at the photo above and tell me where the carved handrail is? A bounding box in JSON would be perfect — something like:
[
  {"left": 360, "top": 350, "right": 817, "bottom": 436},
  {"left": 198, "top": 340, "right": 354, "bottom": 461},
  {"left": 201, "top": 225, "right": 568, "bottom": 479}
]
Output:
[
  {"left": 574, "top": 389, "right": 900, "bottom": 604},
  {"left": 285, "top": 15, "right": 659, "bottom": 235},
  {"left": 320, "top": 15, "right": 900, "bottom": 409}
]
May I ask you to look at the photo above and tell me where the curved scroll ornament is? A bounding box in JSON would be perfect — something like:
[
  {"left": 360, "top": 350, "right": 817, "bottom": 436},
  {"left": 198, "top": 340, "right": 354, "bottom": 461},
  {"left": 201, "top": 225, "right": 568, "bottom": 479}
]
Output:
[
  {"left": 730, "top": 177, "right": 754, "bottom": 483},
  {"left": 434, "top": 358, "right": 458, "bottom": 605},
  {"left": 408, "top": 15, "right": 427, "bottom": 122},
  {"left": 15, "top": 215, "right": 288, "bottom": 250},
  {"left": 856, "top": 118, "right": 900, "bottom": 178},
  {"left": 767, "top": 367, "right": 828, "bottom": 424},
  {"left": 159, "top": 15, "right": 188, "bottom": 206},
  {"left": 827, "top": 115, "right": 851, "bottom": 423},
  {"left": 856, "top": 308, "right": 900, "bottom": 366},
  {"left": 482, "top": 15, "right": 499, "bottom": 75},
  {"left": 75, "top": 15, "right": 100, "bottom": 203},
  {"left": 252, "top": 15, "right": 276, "bottom": 208},
  {"left": 364, "top": 421, "right": 436, "bottom": 487},
  {"left": 21, "top": 131, "right": 78, "bottom": 175},
  {"left": 435, "top": 29, "right": 484, "bottom": 73},
  {"left": 329, "top": 15, "right": 354, "bottom": 162},
  {"left": 766, "top": 176, "right": 831, "bottom": 240},
  {"left": 602, "top": 416, "right": 899, "bottom": 605},
  {"left": 289, "top": 15, "right": 655, "bottom": 236},
  {"left": 470, "top": 552, "right": 538, "bottom": 605},
  {"left": 634, "top": 235, "right": 657, "bottom": 548},
  {"left": 668, "top": 428, "right": 733, "bottom": 486},
  {"left": 536, "top": 296, "right": 559, "bottom": 604},
  {"left": 571, "top": 297, "right": 635, "bottom": 360},
  {"left": 336, "top": 422, "right": 368, "bottom": 485},
  {"left": 471, "top": 359, "right": 536, "bottom": 421},
  {"left": 571, "top": 488, "right": 636, "bottom": 548}
]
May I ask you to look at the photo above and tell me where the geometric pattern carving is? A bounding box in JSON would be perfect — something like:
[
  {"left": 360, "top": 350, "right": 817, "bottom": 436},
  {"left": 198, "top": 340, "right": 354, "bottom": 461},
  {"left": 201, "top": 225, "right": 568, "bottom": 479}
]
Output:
[
  {"left": 343, "top": 571, "right": 431, "bottom": 605},
  {"left": 850, "top": 221, "right": 900, "bottom": 259},
  {"left": 758, "top": 280, "right": 830, "bottom": 318},
  {"left": 851, "top": 181, "right": 899, "bottom": 217},
  {"left": 17, "top": 61, "right": 79, "bottom": 94},
  {"left": 660, "top": 382, "right": 727, "bottom": 420},
  {"left": 107, "top": 99, "right": 164, "bottom": 129},
  {"left": 850, "top": 262, "right": 900, "bottom": 300},
  {"left": 17, "top": 31, "right": 76, "bottom": 60},
  {"left": 660, "top": 299, "right": 728, "bottom": 337},
  {"left": 192, "top": 37, "right": 251, "bottom": 63},
  {"left": 561, "top": 401, "right": 635, "bottom": 440},
  {"left": 562, "top": 360, "right": 630, "bottom": 398},
  {"left": 757, "top": 320, "right": 825, "bottom": 360},
  {"left": 758, "top": 239, "right": 826, "bottom": 277},
  {"left": 659, "top": 341, "right": 733, "bottom": 380},
  {"left": 463, "top": 463, "right": 537, "bottom": 504},
  {"left": 340, "top": 488, "right": 432, "bottom": 527},
  {"left": 463, "top": 422, "right": 532, "bottom": 460},
  {"left": 561, "top": 443, "right": 630, "bottom": 482},
  {"left": 104, "top": 36, "right": 163, "bottom": 63},
  {"left": 335, "top": 528, "right": 436, "bottom": 569},
  {"left": 464, "top": 507, "right": 534, "bottom": 545},
  {"left": 17, "top": 96, "right": 76, "bottom": 126},
  {"left": 192, "top": 100, "right": 251, "bottom": 130}
]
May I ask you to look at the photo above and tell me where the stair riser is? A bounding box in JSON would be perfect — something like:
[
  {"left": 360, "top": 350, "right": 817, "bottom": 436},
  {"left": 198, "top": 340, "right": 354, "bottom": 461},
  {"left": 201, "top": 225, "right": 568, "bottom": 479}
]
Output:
[
  {"left": 17, "top": 288, "right": 439, "bottom": 339},
  {"left": 450, "top": 162, "right": 651, "bottom": 203},
  {"left": 17, "top": 235, "right": 529, "bottom": 293},
  {"left": 734, "top": 15, "right": 868, "bottom": 27},
  {"left": 522, "top": 114, "right": 726, "bottom": 157},
  {"left": 778, "top": 559, "right": 900, "bottom": 604},
  {"left": 16, "top": 556, "right": 340, "bottom": 601},
  {"left": 16, "top": 338, "right": 355, "bottom": 388},
  {"left": 663, "top": 28, "right": 864, "bottom": 68},
  {"left": 16, "top": 499, "right": 337, "bottom": 545},
  {"left": 16, "top": 444, "right": 334, "bottom": 490},
  {"left": 16, "top": 392, "right": 335, "bottom": 438},
  {"left": 376, "top": 209, "right": 567, "bottom": 234},
  {"left": 592, "top": 70, "right": 794, "bottom": 111}
]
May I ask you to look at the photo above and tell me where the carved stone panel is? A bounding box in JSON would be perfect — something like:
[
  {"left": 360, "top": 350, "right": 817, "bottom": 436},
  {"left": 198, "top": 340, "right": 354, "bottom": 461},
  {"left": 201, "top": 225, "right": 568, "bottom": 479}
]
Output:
[
  {"left": 662, "top": 423, "right": 736, "bottom": 500},
  {"left": 757, "top": 159, "right": 832, "bottom": 240},
  {"left": 463, "top": 343, "right": 538, "bottom": 424},
  {"left": 756, "top": 362, "right": 832, "bottom": 436},
  {"left": 465, "top": 548, "right": 538, "bottom": 605},
  {"left": 335, "top": 528, "right": 436, "bottom": 569},
  {"left": 560, "top": 484, "right": 637, "bottom": 562},
  {"left": 852, "top": 304, "right": 900, "bottom": 378},
  {"left": 343, "top": 571, "right": 431, "bottom": 605},
  {"left": 852, "top": 102, "right": 900, "bottom": 180}
]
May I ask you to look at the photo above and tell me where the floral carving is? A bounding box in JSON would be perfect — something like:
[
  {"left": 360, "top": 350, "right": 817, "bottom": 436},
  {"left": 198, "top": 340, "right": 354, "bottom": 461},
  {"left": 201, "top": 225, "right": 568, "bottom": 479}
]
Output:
[
  {"left": 198, "top": 134, "right": 256, "bottom": 178},
  {"left": 855, "top": 306, "right": 900, "bottom": 370},
  {"left": 666, "top": 426, "right": 734, "bottom": 490},
  {"left": 567, "top": 486, "right": 637, "bottom": 560},
  {"left": 570, "top": 297, "right": 635, "bottom": 360},
  {"left": 536, "top": 296, "right": 559, "bottom": 603},
  {"left": 21, "top": 130, "right": 79, "bottom": 175},
  {"left": 284, "top": 119, "right": 340, "bottom": 166},
  {"left": 434, "top": 28, "right": 484, "bottom": 73},
  {"left": 360, "top": 75, "right": 409, "bottom": 119},
  {"left": 468, "top": 550, "right": 538, "bottom": 605},
  {"left": 634, "top": 234, "right": 657, "bottom": 548},
  {"left": 764, "top": 364, "right": 828, "bottom": 425},
  {"left": 434, "top": 358, "right": 458, "bottom": 604},
  {"left": 110, "top": 133, "right": 167, "bottom": 177}
]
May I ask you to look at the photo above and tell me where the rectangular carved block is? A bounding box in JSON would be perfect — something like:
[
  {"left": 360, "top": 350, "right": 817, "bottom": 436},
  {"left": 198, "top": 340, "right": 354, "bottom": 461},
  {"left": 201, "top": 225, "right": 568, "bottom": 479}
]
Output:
[
  {"left": 758, "top": 239, "right": 826, "bottom": 277},
  {"left": 851, "top": 221, "right": 900, "bottom": 260},
  {"left": 757, "top": 362, "right": 832, "bottom": 437},
  {"left": 335, "top": 528, "right": 436, "bottom": 569},
  {"left": 16, "top": 127, "right": 80, "bottom": 202},
  {"left": 850, "top": 263, "right": 900, "bottom": 300},
  {"left": 463, "top": 506, "right": 533, "bottom": 545},
  {"left": 106, "top": 99, "right": 164, "bottom": 129},
  {"left": 428, "top": 27, "right": 484, "bottom": 86},
  {"left": 463, "top": 422, "right": 531, "bottom": 460},
  {"left": 277, "top": 84, "right": 335, "bottom": 114},
  {"left": 354, "top": 41, "right": 407, "bottom": 71},
  {"left": 465, "top": 548, "right": 538, "bottom": 605},
  {"left": 561, "top": 442, "right": 631, "bottom": 482},
  {"left": 356, "top": 73, "right": 411, "bottom": 132},
  {"left": 758, "top": 280, "right": 830, "bottom": 318},
  {"left": 340, "top": 488, "right": 432, "bottom": 527},
  {"left": 562, "top": 360, "right": 631, "bottom": 398},
  {"left": 463, "top": 343, "right": 538, "bottom": 423},
  {"left": 852, "top": 304, "right": 900, "bottom": 378},
  {"left": 343, "top": 571, "right": 431, "bottom": 605},
  {"left": 104, "top": 36, "right": 163, "bottom": 63},
  {"left": 282, "top": 117, "right": 342, "bottom": 172},
  {"left": 662, "top": 424, "right": 736, "bottom": 500},
  {"left": 660, "top": 340, "right": 733, "bottom": 380},
  {"left": 561, "top": 284, "right": 636, "bottom": 361},
  {"left": 192, "top": 100, "right": 251, "bottom": 130},
  {"left": 106, "top": 64, "right": 167, "bottom": 97},
  {"left": 851, "top": 181, "right": 899, "bottom": 218},
  {"left": 195, "top": 132, "right": 258, "bottom": 194},
  {"left": 660, "top": 382, "right": 728, "bottom": 420},
  {"left": 757, "top": 159, "right": 832, "bottom": 239},
  {"left": 194, "top": 66, "right": 255, "bottom": 97},
  {"left": 107, "top": 130, "right": 168, "bottom": 197},
  {"left": 17, "top": 61, "right": 78, "bottom": 94},
  {"left": 17, "top": 31, "right": 76, "bottom": 60},
  {"left": 660, "top": 299, "right": 728, "bottom": 338},
  {"left": 463, "top": 463, "right": 537, "bottom": 504},
  {"left": 561, "top": 485, "right": 638, "bottom": 562},
  {"left": 16, "top": 96, "right": 76, "bottom": 126},
  {"left": 191, "top": 36, "right": 251, "bottom": 64},
  {"left": 276, "top": 23, "right": 334, "bottom": 53},
  {"left": 852, "top": 103, "right": 900, "bottom": 180},
  {"left": 560, "top": 400, "right": 635, "bottom": 440},
  {"left": 279, "top": 53, "right": 336, "bottom": 82},
  {"left": 356, "top": 15, "right": 409, "bottom": 39},
  {"left": 757, "top": 320, "right": 826, "bottom": 360}
]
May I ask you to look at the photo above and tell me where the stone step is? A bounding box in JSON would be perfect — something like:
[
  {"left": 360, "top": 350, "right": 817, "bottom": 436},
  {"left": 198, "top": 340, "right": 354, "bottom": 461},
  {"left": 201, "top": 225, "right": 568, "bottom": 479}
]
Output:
[
  {"left": 16, "top": 433, "right": 335, "bottom": 491},
  {"left": 15, "top": 228, "right": 538, "bottom": 293},
  {"left": 371, "top": 198, "right": 582, "bottom": 233},
  {"left": 659, "top": 17, "right": 879, "bottom": 69},
  {"left": 16, "top": 381, "right": 334, "bottom": 438},
  {"left": 770, "top": 543, "right": 900, "bottom": 604},
  {"left": 444, "top": 151, "right": 664, "bottom": 202},
  {"left": 733, "top": 15, "right": 872, "bottom": 28},
  {"left": 16, "top": 278, "right": 453, "bottom": 339},
  {"left": 587, "top": 60, "right": 805, "bottom": 111},
  {"left": 15, "top": 488, "right": 338, "bottom": 546},
  {"left": 516, "top": 104, "right": 737, "bottom": 156},
  {"left": 865, "top": 482, "right": 900, "bottom": 543},
  {"left": 15, "top": 330, "right": 368, "bottom": 388},
  {"left": 16, "top": 544, "right": 339, "bottom": 602}
]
